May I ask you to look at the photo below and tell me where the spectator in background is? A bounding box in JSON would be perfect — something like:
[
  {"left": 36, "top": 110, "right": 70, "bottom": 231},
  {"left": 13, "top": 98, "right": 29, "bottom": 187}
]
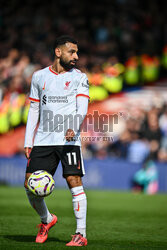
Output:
[
  {"left": 126, "top": 131, "right": 150, "bottom": 164},
  {"left": 131, "top": 157, "right": 158, "bottom": 194},
  {"left": 158, "top": 105, "right": 167, "bottom": 162},
  {"left": 141, "top": 108, "right": 162, "bottom": 160}
]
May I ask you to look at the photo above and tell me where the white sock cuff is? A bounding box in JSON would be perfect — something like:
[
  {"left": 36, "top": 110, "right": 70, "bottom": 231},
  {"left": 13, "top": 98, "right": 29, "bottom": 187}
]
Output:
[{"left": 71, "top": 186, "right": 86, "bottom": 202}]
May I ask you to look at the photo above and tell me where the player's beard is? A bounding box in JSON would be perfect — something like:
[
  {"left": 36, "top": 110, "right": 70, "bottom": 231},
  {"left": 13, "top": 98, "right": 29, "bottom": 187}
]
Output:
[{"left": 60, "top": 57, "right": 77, "bottom": 70}]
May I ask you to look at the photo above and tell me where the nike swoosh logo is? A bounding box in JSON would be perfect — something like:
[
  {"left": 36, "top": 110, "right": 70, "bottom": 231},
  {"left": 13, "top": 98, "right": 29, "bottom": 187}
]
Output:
[
  {"left": 75, "top": 202, "right": 80, "bottom": 212},
  {"left": 42, "top": 81, "right": 46, "bottom": 90},
  {"left": 77, "top": 161, "right": 80, "bottom": 170}
]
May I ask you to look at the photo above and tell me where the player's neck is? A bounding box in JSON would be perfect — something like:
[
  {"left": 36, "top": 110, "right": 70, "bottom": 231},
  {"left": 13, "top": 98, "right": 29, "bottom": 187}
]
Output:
[{"left": 52, "top": 62, "right": 67, "bottom": 74}]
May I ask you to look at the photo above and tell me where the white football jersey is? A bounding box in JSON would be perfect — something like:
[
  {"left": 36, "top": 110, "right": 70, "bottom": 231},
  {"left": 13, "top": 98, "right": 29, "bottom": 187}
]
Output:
[{"left": 29, "top": 66, "right": 89, "bottom": 146}]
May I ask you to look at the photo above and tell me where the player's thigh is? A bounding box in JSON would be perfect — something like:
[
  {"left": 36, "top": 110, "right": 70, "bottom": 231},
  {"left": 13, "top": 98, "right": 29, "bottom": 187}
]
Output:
[
  {"left": 25, "top": 146, "right": 60, "bottom": 176},
  {"left": 56, "top": 145, "right": 85, "bottom": 178}
]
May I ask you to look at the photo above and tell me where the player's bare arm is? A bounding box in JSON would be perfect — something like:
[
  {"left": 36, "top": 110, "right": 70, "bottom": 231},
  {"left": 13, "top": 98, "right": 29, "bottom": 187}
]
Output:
[{"left": 24, "top": 147, "right": 32, "bottom": 159}]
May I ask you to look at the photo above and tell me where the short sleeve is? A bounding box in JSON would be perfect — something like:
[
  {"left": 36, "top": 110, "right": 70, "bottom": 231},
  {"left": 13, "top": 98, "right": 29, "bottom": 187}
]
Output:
[
  {"left": 76, "top": 73, "right": 90, "bottom": 99},
  {"left": 29, "top": 73, "right": 40, "bottom": 102}
]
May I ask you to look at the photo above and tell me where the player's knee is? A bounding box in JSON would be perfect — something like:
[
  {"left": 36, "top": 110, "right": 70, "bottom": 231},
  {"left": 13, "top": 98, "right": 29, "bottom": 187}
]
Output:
[{"left": 66, "top": 175, "right": 82, "bottom": 188}]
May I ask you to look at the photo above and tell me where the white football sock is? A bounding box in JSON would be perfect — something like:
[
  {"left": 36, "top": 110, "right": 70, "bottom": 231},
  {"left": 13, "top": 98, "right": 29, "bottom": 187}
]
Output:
[
  {"left": 70, "top": 186, "right": 87, "bottom": 238},
  {"left": 25, "top": 189, "right": 53, "bottom": 224}
]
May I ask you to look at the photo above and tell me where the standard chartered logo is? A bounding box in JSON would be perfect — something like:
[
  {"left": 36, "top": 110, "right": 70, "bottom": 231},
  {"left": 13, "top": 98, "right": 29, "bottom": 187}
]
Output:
[
  {"left": 42, "top": 95, "right": 68, "bottom": 104},
  {"left": 48, "top": 96, "right": 68, "bottom": 103},
  {"left": 42, "top": 95, "right": 47, "bottom": 105}
]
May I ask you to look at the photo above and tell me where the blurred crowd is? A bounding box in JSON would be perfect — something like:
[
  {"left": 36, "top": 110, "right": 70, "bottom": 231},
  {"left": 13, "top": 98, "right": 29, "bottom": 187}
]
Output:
[
  {"left": 0, "top": 0, "right": 167, "bottom": 97},
  {"left": 82, "top": 102, "right": 167, "bottom": 163},
  {"left": 0, "top": 0, "right": 167, "bottom": 162},
  {"left": 0, "top": 0, "right": 167, "bottom": 66}
]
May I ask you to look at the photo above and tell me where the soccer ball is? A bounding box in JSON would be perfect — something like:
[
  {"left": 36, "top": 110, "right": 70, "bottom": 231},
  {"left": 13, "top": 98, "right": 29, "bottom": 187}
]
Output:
[{"left": 27, "top": 170, "right": 55, "bottom": 197}]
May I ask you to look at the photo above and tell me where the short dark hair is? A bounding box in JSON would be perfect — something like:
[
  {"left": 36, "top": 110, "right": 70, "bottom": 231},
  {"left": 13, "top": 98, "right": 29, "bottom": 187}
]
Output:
[{"left": 54, "top": 35, "right": 77, "bottom": 48}]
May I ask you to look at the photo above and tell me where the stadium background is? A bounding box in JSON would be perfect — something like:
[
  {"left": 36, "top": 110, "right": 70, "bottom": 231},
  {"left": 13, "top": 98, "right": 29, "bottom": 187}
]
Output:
[
  {"left": 0, "top": 0, "right": 167, "bottom": 192},
  {"left": 0, "top": 0, "right": 167, "bottom": 249}
]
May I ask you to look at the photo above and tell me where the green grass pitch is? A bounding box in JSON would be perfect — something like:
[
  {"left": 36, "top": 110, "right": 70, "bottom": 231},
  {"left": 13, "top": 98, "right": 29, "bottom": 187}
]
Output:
[{"left": 0, "top": 187, "right": 167, "bottom": 250}]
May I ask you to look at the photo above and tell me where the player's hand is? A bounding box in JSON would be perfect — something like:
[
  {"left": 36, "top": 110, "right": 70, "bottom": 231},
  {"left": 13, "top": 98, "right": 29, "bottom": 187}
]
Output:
[
  {"left": 24, "top": 147, "right": 32, "bottom": 159},
  {"left": 65, "top": 129, "right": 75, "bottom": 142}
]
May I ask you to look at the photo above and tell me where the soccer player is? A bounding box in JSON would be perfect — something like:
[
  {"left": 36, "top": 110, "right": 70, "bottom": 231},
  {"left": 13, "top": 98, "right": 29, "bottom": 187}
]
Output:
[{"left": 24, "top": 36, "right": 89, "bottom": 246}]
